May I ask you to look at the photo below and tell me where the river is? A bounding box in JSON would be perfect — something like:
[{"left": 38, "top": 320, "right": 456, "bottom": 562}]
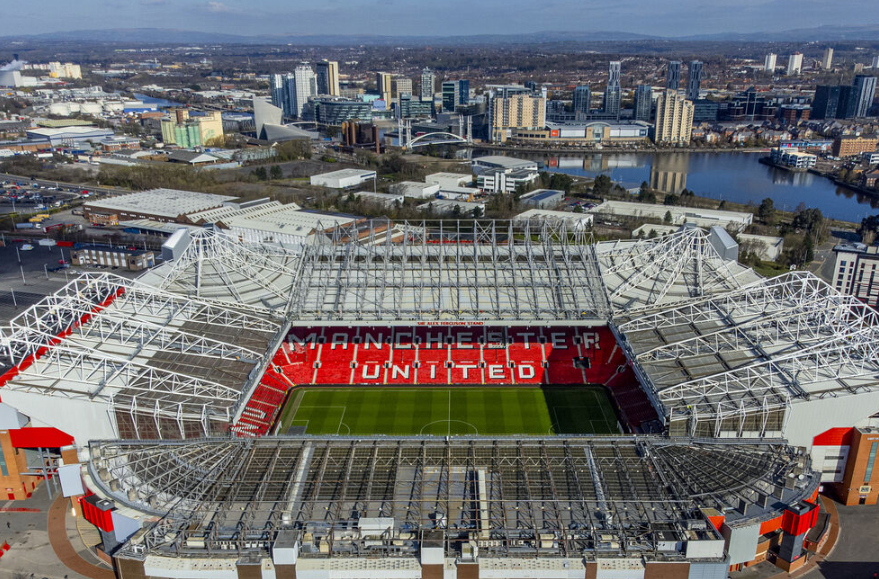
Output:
[{"left": 473, "top": 150, "right": 879, "bottom": 224}]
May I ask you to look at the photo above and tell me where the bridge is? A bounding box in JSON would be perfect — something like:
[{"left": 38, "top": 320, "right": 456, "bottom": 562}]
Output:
[{"left": 398, "top": 118, "right": 473, "bottom": 151}]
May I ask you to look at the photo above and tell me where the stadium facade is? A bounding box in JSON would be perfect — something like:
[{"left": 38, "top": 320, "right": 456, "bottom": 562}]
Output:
[{"left": 1, "top": 221, "right": 877, "bottom": 578}]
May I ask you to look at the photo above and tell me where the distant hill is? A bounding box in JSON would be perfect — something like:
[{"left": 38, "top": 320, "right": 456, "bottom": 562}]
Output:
[
  {"left": 680, "top": 25, "right": 879, "bottom": 42},
  {"left": 2, "top": 25, "right": 879, "bottom": 45}
]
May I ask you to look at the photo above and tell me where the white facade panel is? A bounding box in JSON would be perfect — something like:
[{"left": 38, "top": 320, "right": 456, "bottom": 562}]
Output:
[
  {"left": 722, "top": 522, "right": 760, "bottom": 566},
  {"left": 58, "top": 464, "right": 85, "bottom": 497},
  {"left": 0, "top": 392, "right": 116, "bottom": 443},
  {"left": 786, "top": 392, "right": 879, "bottom": 449}
]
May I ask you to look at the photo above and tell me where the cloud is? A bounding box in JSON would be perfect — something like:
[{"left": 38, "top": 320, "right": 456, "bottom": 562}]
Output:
[
  {"left": 206, "top": 1, "right": 233, "bottom": 12},
  {"left": 139, "top": 0, "right": 167, "bottom": 5}
]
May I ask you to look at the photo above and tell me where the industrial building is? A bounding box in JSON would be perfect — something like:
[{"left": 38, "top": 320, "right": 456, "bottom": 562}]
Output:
[
  {"left": 391, "top": 181, "right": 441, "bottom": 199},
  {"left": 83, "top": 188, "right": 236, "bottom": 225},
  {"left": 515, "top": 208, "right": 594, "bottom": 230},
  {"left": 309, "top": 168, "right": 377, "bottom": 189},
  {"left": 519, "top": 189, "right": 565, "bottom": 209},
  {"left": 588, "top": 200, "right": 753, "bottom": 231},
  {"left": 24, "top": 125, "right": 115, "bottom": 147}
]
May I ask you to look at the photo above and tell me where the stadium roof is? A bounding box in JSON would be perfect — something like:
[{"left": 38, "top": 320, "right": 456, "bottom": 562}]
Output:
[
  {"left": 287, "top": 220, "right": 610, "bottom": 324},
  {"left": 0, "top": 273, "right": 285, "bottom": 442},
  {"left": 595, "top": 227, "right": 760, "bottom": 314},
  {"left": 613, "top": 271, "right": 879, "bottom": 438},
  {"left": 140, "top": 227, "right": 303, "bottom": 312},
  {"left": 86, "top": 436, "right": 816, "bottom": 562}
]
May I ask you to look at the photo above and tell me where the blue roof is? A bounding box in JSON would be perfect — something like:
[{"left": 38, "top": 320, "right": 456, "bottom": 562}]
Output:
[{"left": 528, "top": 190, "right": 564, "bottom": 201}]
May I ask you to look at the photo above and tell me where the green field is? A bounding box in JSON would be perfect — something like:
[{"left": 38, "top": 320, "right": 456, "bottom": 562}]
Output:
[{"left": 277, "top": 387, "right": 618, "bottom": 436}]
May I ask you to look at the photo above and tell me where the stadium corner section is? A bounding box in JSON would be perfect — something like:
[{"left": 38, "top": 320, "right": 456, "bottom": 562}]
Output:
[{"left": 231, "top": 323, "right": 660, "bottom": 437}]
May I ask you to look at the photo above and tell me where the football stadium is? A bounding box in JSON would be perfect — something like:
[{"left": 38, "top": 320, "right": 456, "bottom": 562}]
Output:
[{"left": 2, "top": 220, "right": 878, "bottom": 579}]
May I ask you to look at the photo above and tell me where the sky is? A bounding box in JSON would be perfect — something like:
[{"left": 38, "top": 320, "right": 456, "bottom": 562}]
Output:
[{"left": 0, "top": 0, "right": 876, "bottom": 38}]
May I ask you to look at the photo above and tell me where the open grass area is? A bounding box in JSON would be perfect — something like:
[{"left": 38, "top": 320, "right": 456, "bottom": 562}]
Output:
[{"left": 277, "top": 386, "right": 618, "bottom": 436}]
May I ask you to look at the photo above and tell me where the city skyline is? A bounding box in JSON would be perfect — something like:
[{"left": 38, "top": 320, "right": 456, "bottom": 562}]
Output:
[{"left": 1, "top": 0, "right": 878, "bottom": 38}]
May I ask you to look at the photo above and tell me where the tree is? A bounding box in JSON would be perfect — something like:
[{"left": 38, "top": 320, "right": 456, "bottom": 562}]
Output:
[
  {"left": 269, "top": 165, "right": 283, "bottom": 180},
  {"left": 472, "top": 206, "right": 483, "bottom": 218},
  {"left": 251, "top": 167, "right": 268, "bottom": 181},
  {"left": 757, "top": 198, "right": 776, "bottom": 225},
  {"left": 859, "top": 215, "right": 879, "bottom": 245},
  {"left": 592, "top": 174, "right": 612, "bottom": 196},
  {"left": 663, "top": 210, "right": 673, "bottom": 224},
  {"left": 638, "top": 188, "right": 657, "bottom": 203},
  {"left": 664, "top": 194, "right": 679, "bottom": 206}
]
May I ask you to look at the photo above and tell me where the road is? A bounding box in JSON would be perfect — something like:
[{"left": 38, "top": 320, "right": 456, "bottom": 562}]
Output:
[
  {"left": 803, "top": 503, "right": 879, "bottom": 579},
  {"left": 1, "top": 171, "right": 131, "bottom": 199}
]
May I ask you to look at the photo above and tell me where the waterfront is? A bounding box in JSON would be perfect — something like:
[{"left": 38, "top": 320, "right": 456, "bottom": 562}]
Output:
[{"left": 475, "top": 150, "right": 878, "bottom": 223}]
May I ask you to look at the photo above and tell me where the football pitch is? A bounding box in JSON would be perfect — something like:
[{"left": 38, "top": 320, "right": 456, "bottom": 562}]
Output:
[{"left": 277, "top": 386, "right": 619, "bottom": 436}]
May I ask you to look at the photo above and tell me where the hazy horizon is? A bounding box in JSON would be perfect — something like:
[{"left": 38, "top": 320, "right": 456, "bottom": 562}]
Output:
[{"left": 1, "top": 0, "right": 878, "bottom": 38}]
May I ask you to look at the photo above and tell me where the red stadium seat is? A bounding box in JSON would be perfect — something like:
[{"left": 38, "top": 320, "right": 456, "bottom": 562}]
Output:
[{"left": 415, "top": 327, "right": 449, "bottom": 384}]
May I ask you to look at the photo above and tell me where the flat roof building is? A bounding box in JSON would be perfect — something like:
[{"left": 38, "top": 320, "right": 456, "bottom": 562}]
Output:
[
  {"left": 417, "top": 198, "right": 485, "bottom": 216},
  {"left": 519, "top": 189, "right": 565, "bottom": 209},
  {"left": 425, "top": 172, "right": 472, "bottom": 189},
  {"left": 588, "top": 200, "right": 753, "bottom": 231},
  {"left": 390, "top": 181, "right": 440, "bottom": 199},
  {"left": 84, "top": 189, "right": 237, "bottom": 224},
  {"left": 515, "top": 208, "right": 594, "bottom": 230},
  {"left": 472, "top": 155, "right": 538, "bottom": 172},
  {"left": 309, "top": 168, "right": 377, "bottom": 189}
]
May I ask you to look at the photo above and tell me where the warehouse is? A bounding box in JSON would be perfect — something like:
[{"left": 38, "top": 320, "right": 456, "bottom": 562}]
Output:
[
  {"left": 425, "top": 172, "right": 472, "bottom": 189},
  {"left": 519, "top": 189, "right": 564, "bottom": 209},
  {"left": 391, "top": 181, "right": 441, "bottom": 199},
  {"left": 83, "top": 188, "right": 236, "bottom": 225},
  {"left": 309, "top": 168, "right": 377, "bottom": 189},
  {"left": 25, "top": 125, "right": 115, "bottom": 147},
  {"left": 515, "top": 208, "right": 594, "bottom": 230},
  {"left": 589, "top": 200, "right": 753, "bottom": 231}
]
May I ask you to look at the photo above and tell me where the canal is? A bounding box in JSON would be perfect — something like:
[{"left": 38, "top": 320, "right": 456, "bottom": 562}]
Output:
[{"left": 474, "top": 150, "right": 878, "bottom": 223}]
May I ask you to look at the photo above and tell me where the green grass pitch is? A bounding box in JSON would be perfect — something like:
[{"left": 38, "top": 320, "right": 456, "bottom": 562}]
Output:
[{"left": 277, "top": 386, "right": 619, "bottom": 436}]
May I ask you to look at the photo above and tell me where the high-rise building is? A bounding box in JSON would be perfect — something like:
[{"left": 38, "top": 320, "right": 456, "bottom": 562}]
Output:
[
  {"left": 686, "top": 61, "right": 703, "bottom": 100},
  {"left": 442, "top": 81, "right": 459, "bottom": 112},
  {"left": 603, "top": 61, "right": 621, "bottom": 119},
  {"left": 393, "top": 77, "right": 412, "bottom": 99},
  {"left": 822, "top": 48, "right": 834, "bottom": 71},
  {"left": 288, "top": 64, "right": 317, "bottom": 119},
  {"left": 852, "top": 75, "right": 877, "bottom": 118},
  {"left": 873, "top": 56, "right": 879, "bottom": 69},
  {"left": 489, "top": 91, "right": 546, "bottom": 143},
  {"left": 633, "top": 85, "right": 653, "bottom": 121},
  {"left": 441, "top": 80, "right": 469, "bottom": 112},
  {"left": 812, "top": 85, "right": 856, "bottom": 120},
  {"left": 653, "top": 89, "right": 694, "bottom": 145},
  {"left": 376, "top": 72, "right": 392, "bottom": 104},
  {"left": 315, "top": 60, "right": 340, "bottom": 96},
  {"left": 270, "top": 73, "right": 288, "bottom": 116},
  {"left": 764, "top": 53, "right": 777, "bottom": 72},
  {"left": 666, "top": 61, "right": 681, "bottom": 90},
  {"left": 787, "top": 53, "right": 803, "bottom": 76},
  {"left": 420, "top": 68, "right": 435, "bottom": 102},
  {"left": 572, "top": 85, "right": 591, "bottom": 120},
  {"left": 398, "top": 93, "right": 433, "bottom": 119},
  {"left": 457, "top": 80, "right": 470, "bottom": 106}
]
